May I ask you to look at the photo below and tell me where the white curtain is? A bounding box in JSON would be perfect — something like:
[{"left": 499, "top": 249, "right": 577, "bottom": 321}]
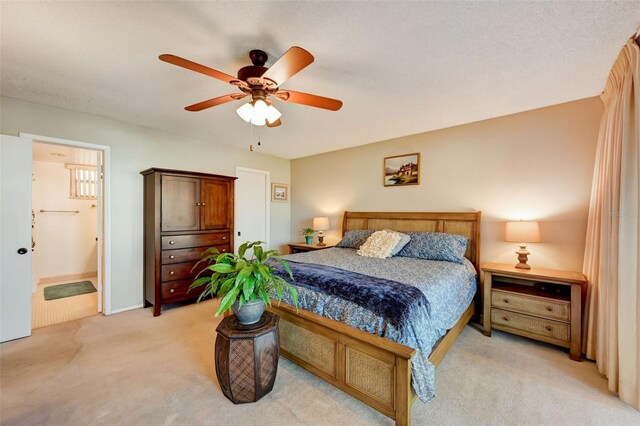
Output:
[{"left": 582, "top": 37, "right": 639, "bottom": 410}]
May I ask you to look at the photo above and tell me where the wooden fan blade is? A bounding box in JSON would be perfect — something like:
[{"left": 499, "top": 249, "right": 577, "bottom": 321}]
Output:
[
  {"left": 159, "top": 54, "right": 241, "bottom": 85},
  {"left": 261, "top": 46, "right": 314, "bottom": 87},
  {"left": 266, "top": 118, "right": 282, "bottom": 128},
  {"left": 185, "top": 93, "right": 247, "bottom": 112},
  {"left": 275, "top": 90, "right": 343, "bottom": 111}
]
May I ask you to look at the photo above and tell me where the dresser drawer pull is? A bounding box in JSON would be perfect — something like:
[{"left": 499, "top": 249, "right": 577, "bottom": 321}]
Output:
[
  {"left": 169, "top": 271, "right": 175, "bottom": 276},
  {"left": 546, "top": 306, "right": 553, "bottom": 312},
  {"left": 222, "top": 248, "right": 227, "bottom": 252},
  {"left": 169, "top": 240, "right": 175, "bottom": 245},
  {"left": 222, "top": 236, "right": 227, "bottom": 240},
  {"left": 546, "top": 326, "right": 553, "bottom": 331},
  {"left": 170, "top": 288, "right": 175, "bottom": 294},
  {"left": 196, "top": 202, "right": 201, "bottom": 206},
  {"left": 201, "top": 203, "right": 206, "bottom": 206},
  {"left": 502, "top": 317, "right": 509, "bottom": 322},
  {"left": 503, "top": 299, "right": 510, "bottom": 303},
  {"left": 169, "top": 255, "right": 175, "bottom": 259}
]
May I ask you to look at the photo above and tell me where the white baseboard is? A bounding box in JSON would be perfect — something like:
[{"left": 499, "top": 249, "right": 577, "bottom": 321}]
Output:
[
  {"left": 108, "top": 304, "right": 144, "bottom": 315},
  {"left": 38, "top": 271, "right": 98, "bottom": 285}
]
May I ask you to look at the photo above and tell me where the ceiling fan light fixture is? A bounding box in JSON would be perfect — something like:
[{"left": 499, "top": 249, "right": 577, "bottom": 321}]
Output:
[
  {"left": 265, "top": 105, "right": 282, "bottom": 124},
  {"left": 236, "top": 103, "right": 253, "bottom": 122},
  {"left": 251, "top": 99, "right": 269, "bottom": 126}
]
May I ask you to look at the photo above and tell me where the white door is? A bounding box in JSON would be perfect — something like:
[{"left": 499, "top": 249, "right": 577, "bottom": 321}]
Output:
[
  {"left": 235, "top": 167, "right": 270, "bottom": 254},
  {"left": 0, "top": 135, "right": 33, "bottom": 342}
]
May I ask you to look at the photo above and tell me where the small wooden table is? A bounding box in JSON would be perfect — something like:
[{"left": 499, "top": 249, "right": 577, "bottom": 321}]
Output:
[
  {"left": 482, "top": 263, "right": 587, "bottom": 361},
  {"left": 287, "top": 242, "right": 335, "bottom": 254},
  {"left": 215, "top": 312, "right": 279, "bottom": 403}
]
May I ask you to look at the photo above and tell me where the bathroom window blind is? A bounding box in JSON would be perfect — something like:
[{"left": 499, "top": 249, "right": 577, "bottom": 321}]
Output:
[{"left": 67, "top": 164, "right": 98, "bottom": 200}]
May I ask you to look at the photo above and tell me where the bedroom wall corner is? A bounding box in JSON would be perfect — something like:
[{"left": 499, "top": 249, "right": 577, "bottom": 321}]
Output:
[{"left": 290, "top": 97, "right": 603, "bottom": 272}]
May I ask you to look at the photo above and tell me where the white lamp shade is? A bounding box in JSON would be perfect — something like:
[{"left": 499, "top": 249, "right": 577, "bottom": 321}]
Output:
[
  {"left": 312, "top": 217, "right": 330, "bottom": 231},
  {"left": 265, "top": 105, "right": 282, "bottom": 124},
  {"left": 505, "top": 221, "right": 541, "bottom": 243},
  {"left": 236, "top": 103, "right": 253, "bottom": 122},
  {"left": 250, "top": 100, "right": 268, "bottom": 126}
]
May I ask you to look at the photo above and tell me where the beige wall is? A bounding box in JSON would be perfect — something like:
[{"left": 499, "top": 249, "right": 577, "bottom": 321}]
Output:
[
  {"left": 32, "top": 160, "right": 98, "bottom": 284},
  {"left": 1, "top": 96, "right": 291, "bottom": 312},
  {"left": 291, "top": 97, "right": 602, "bottom": 272}
]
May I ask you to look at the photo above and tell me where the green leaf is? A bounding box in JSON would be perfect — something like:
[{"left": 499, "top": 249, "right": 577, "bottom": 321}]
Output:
[
  {"left": 242, "top": 275, "right": 256, "bottom": 301},
  {"left": 210, "top": 263, "right": 234, "bottom": 273},
  {"left": 253, "top": 245, "right": 264, "bottom": 262},
  {"left": 216, "top": 287, "right": 240, "bottom": 316},
  {"left": 189, "top": 276, "right": 211, "bottom": 290}
]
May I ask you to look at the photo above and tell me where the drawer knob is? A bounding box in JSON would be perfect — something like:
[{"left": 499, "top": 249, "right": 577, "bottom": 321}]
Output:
[
  {"left": 169, "top": 271, "right": 175, "bottom": 275},
  {"left": 222, "top": 236, "right": 227, "bottom": 240},
  {"left": 502, "top": 317, "right": 509, "bottom": 321},
  {"left": 222, "top": 248, "right": 227, "bottom": 252},
  {"left": 170, "top": 288, "right": 175, "bottom": 294},
  {"left": 169, "top": 255, "right": 175, "bottom": 259},
  {"left": 503, "top": 299, "right": 510, "bottom": 303},
  {"left": 546, "top": 306, "right": 553, "bottom": 312},
  {"left": 169, "top": 240, "right": 175, "bottom": 245},
  {"left": 546, "top": 326, "right": 552, "bottom": 331},
  {"left": 201, "top": 203, "right": 206, "bottom": 206},
  {"left": 196, "top": 202, "right": 201, "bottom": 206}
]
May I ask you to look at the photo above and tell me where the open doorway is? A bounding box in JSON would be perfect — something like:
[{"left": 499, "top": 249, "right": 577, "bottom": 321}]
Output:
[{"left": 30, "top": 142, "right": 102, "bottom": 328}]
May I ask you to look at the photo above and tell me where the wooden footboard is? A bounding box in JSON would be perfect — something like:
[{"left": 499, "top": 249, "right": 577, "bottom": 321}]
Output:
[{"left": 268, "top": 302, "right": 475, "bottom": 426}]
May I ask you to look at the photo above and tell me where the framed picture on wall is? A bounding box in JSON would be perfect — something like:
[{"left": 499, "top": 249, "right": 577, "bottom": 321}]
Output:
[
  {"left": 383, "top": 153, "right": 420, "bottom": 187},
  {"left": 271, "top": 183, "right": 289, "bottom": 202}
]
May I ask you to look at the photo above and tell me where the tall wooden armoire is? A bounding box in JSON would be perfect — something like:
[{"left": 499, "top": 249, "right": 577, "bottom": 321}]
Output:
[{"left": 141, "top": 168, "right": 236, "bottom": 316}]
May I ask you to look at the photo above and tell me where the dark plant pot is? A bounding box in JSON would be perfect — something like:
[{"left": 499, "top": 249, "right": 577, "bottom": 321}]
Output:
[
  {"left": 305, "top": 236, "right": 313, "bottom": 244},
  {"left": 232, "top": 299, "right": 266, "bottom": 325}
]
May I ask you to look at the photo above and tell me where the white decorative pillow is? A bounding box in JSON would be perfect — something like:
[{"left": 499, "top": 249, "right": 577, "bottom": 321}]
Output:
[{"left": 357, "top": 230, "right": 403, "bottom": 259}]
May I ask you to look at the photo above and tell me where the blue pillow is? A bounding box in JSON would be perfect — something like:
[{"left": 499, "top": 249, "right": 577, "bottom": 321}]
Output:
[
  {"left": 336, "top": 230, "right": 374, "bottom": 249},
  {"left": 396, "top": 232, "right": 469, "bottom": 264}
]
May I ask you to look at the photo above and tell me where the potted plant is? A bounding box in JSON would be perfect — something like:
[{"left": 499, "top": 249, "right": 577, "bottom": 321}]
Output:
[
  {"left": 301, "top": 228, "right": 315, "bottom": 244},
  {"left": 190, "top": 241, "right": 298, "bottom": 325}
]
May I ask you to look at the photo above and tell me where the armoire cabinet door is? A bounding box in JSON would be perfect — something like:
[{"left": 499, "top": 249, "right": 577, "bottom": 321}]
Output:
[
  {"left": 161, "top": 176, "right": 201, "bottom": 232},
  {"left": 201, "top": 179, "right": 231, "bottom": 230}
]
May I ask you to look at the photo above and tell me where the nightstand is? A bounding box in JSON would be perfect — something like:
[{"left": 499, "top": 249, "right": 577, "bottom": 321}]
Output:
[
  {"left": 482, "top": 263, "right": 587, "bottom": 361},
  {"left": 287, "top": 243, "right": 335, "bottom": 254}
]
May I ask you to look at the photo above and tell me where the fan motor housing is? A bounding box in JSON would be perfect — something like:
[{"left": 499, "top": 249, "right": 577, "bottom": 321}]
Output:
[{"left": 237, "top": 65, "right": 268, "bottom": 85}]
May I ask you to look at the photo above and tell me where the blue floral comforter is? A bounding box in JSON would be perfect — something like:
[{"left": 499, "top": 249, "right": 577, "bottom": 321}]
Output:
[{"left": 274, "top": 247, "right": 477, "bottom": 402}]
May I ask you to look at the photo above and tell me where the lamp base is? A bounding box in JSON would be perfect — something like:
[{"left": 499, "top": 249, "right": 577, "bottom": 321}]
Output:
[
  {"left": 514, "top": 244, "right": 531, "bottom": 269},
  {"left": 317, "top": 232, "right": 326, "bottom": 247}
]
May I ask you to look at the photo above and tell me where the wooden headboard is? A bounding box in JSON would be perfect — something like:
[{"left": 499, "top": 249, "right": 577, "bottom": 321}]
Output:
[{"left": 342, "top": 211, "right": 482, "bottom": 271}]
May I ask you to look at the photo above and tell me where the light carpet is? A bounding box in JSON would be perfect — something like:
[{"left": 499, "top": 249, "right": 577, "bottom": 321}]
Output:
[{"left": 1, "top": 299, "right": 638, "bottom": 425}]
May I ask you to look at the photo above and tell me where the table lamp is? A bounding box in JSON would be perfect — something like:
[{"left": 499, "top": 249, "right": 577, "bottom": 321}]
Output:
[
  {"left": 505, "top": 220, "right": 541, "bottom": 269},
  {"left": 313, "top": 217, "right": 330, "bottom": 246}
]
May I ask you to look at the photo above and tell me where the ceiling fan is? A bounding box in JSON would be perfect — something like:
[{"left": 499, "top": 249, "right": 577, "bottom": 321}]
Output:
[{"left": 159, "top": 46, "right": 343, "bottom": 128}]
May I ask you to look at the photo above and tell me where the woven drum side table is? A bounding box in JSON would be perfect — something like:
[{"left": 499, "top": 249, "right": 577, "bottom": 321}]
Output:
[{"left": 215, "top": 311, "right": 280, "bottom": 404}]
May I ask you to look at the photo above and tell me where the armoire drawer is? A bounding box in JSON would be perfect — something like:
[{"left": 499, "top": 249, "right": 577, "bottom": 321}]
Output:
[
  {"left": 162, "top": 245, "right": 230, "bottom": 264},
  {"left": 161, "top": 261, "right": 210, "bottom": 282},
  {"left": 162, "top": 232, "right": 230, "bottom": 250},
  {"left": 491, "top": 308, "right": 570, "bottom": 342},
  {"left": 491, "top": 289, "right": 570, "bottom": 321},
  {"left": 161, "top": 280, "right": 204, "bottom": 300}
]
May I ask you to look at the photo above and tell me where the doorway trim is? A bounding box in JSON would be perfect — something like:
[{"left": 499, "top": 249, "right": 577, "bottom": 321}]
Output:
[
  {"left": 21, "top": 133, "right": 112, "bottom": 315},
  {"left": 235, "top": 166, "right": 270, "bottom": 250}
]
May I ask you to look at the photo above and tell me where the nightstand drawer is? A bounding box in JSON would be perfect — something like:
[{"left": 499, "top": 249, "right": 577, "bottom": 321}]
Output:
[
  {"left": 492, "top": 289, "right": 570, "bottom": 321},
  {"left": 491, "top": 308, "right": 570, "bottom": 342}
]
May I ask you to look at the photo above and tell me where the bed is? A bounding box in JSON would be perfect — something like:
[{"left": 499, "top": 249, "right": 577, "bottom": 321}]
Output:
[{"left": 268, "top": 211, "right": 481, "bottom": 426}]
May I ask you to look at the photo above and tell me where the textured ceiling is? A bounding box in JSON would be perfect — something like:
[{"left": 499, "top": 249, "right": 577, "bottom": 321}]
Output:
[{"left": 2, "top": 1, "right": 639, "bottom": 159}]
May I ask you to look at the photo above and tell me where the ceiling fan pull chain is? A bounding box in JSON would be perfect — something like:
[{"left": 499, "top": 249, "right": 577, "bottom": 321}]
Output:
[{"left": 249, "top": 122, "right": 253, "bottom": 151}]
